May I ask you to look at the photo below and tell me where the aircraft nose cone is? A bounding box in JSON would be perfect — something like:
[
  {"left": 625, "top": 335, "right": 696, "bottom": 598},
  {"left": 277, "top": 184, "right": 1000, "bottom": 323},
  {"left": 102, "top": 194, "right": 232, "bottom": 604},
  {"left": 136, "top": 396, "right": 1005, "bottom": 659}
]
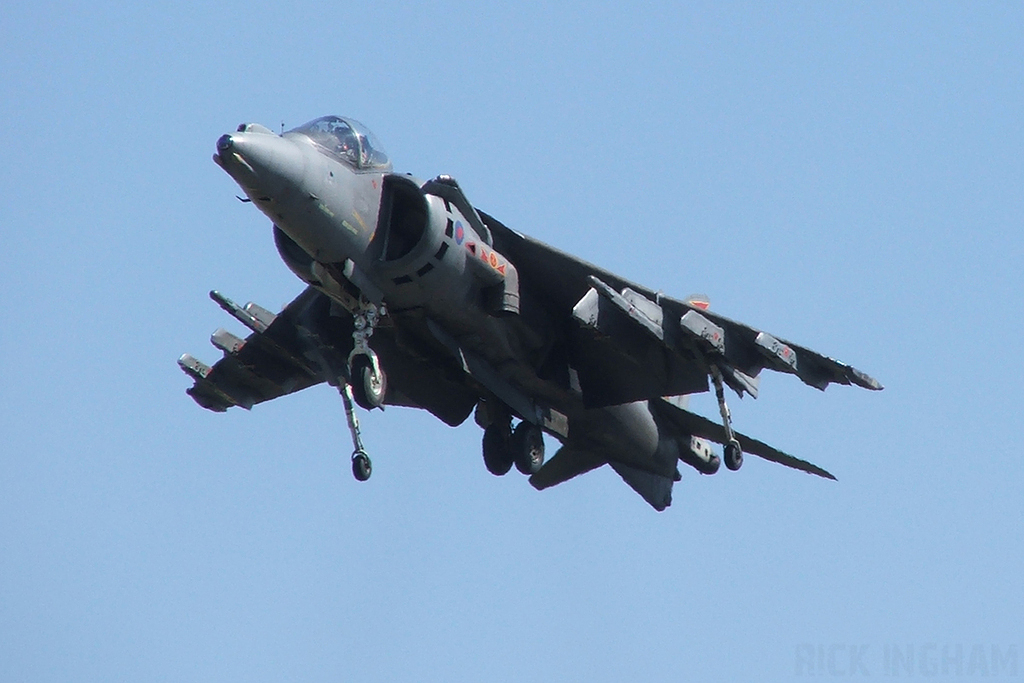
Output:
[
  {"left": 217, "top": 134, "right": 234, "bottom": 152},
  {"left": 213, "top": 129, "right": 307, "bottom": 198}
]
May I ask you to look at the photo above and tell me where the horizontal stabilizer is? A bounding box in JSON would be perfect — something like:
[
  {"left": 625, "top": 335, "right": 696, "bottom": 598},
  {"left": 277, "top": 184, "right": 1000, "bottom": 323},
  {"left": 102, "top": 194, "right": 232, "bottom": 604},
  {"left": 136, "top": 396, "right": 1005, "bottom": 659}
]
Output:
[
  {"left": 654, "top": 397, "right": 836, "bottom": 480},
  {"left": 530, "top": 447, "right": 605, "bottom": 491},
  {"left": 609, "top": 462, "right": 675, "bottom": 511},
  {"left": 531, "top": 446, "right": 678, "bottom": 511}
]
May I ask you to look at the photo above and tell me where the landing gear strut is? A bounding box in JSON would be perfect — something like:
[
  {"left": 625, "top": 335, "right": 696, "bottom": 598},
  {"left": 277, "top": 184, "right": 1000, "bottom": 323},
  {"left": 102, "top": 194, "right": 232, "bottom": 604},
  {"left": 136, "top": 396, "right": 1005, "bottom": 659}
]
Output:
[
  {"left": 710, "top": 365, "right": 743, "bottom": 471},
  {"left": 300, "top": 301, "right": 386, "bottom": 482}
]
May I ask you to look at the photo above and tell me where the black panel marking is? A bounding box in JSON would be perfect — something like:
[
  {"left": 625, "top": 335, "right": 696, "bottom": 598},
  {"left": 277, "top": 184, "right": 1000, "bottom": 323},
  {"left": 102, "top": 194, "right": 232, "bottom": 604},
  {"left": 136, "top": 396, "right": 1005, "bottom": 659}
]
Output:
[
  {"left": 416, "top": 262, "right": 435, "bottom": 277},
  {"left": 393, "top": 275, "right": 413, "bottom": 285},
  {"left": 445, "top": 218, "right": 454, "bottom": 237},
  {"left": 434, "top": 242, "right": 449, "bottom": 260}
]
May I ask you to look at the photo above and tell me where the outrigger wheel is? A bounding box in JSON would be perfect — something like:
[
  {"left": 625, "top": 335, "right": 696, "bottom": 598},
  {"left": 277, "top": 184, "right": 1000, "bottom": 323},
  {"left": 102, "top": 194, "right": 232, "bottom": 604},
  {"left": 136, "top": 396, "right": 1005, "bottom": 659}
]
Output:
[
  {"left": 724, "top": 439, "right": 743, "bottom": 471},
  {"left": 352, "top": 450, "right": 372, "bottom": 481}
]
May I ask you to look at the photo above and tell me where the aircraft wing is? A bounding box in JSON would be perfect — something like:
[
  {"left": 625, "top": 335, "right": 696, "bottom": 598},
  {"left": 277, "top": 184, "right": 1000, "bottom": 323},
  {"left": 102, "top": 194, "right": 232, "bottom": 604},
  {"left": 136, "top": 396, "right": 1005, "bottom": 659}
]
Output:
[
  {"left": 658, "top": 297, "right": 883, "bottom": 393},
  {"left": 179, "top": 287, "right": 477, "bottom": 426},
  {"left": 482, "top": 211, "right": 881, "bottom": 407},
  {"left": 179, "top": 287, "right": 333, "bottom": 412}
]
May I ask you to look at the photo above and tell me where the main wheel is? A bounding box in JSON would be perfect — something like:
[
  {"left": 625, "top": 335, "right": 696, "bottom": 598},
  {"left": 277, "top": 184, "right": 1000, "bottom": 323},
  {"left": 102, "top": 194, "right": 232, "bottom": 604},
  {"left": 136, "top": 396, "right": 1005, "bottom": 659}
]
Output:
[
  {"left": 724, "top": 440, "right": 743, "bottom": 471},
  {"left": 512, "top": 422, "right": 545, "bottom": 475},
  {"left": 482, "top": 422, "right": 514, "bottom": 476},
  {"left": 352, "top": 451, "right": 372, "bottom": 481},
  {"left": 350, "top": 355, "right": 386, "bottom": 410}
]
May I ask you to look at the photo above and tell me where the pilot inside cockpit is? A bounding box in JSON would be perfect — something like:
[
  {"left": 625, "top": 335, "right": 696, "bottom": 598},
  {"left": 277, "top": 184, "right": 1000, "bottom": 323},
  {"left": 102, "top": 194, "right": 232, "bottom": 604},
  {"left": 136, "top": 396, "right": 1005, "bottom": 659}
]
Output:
[{"left": 290, "top": 115, "right": 391, "bottom": 171}]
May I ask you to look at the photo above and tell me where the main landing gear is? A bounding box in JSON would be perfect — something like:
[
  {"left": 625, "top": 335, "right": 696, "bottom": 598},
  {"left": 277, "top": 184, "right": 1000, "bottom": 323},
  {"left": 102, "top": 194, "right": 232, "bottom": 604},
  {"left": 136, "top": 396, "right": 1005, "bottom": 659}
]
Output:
[
  {"left": 710, "top": 365, "right": 743, "bottom": 471},
  {"left": 479, "top": 402, "right": 545, "bottom": 477},
  {"left": 511, "top": 422, "right": 545, "bottom": 475},
  {"left": 482, "top": 419, "right": 514, "bottom": 475}
]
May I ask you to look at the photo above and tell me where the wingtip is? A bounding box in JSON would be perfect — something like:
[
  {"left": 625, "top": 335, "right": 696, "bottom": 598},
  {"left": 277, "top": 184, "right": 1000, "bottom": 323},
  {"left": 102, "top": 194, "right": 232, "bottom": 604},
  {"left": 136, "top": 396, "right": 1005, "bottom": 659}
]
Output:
[{"left": 851, "top": 367, "right": 884, "bottom": 391}]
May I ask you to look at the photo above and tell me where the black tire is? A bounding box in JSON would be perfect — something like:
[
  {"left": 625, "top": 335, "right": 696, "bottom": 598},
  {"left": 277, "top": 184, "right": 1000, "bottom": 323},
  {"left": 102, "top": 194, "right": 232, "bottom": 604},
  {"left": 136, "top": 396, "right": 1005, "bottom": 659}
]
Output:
[
  {"left": 482, "top": 423, "right": 513, "bottom": 476},
  {"left": 352, "top": 451, "right": 372, "bottom": 481},
  {"left": 703, "top": 454, "right": 721, "bottom": 475},
  {"left": 512, "top": 422, "right": 545, "bottom": 475},
  {"left": 724, "top": 440, "right": 743, "bottom": 471},
  {"left": 351, "top": 355, "right": 386, "bottom": 410}
]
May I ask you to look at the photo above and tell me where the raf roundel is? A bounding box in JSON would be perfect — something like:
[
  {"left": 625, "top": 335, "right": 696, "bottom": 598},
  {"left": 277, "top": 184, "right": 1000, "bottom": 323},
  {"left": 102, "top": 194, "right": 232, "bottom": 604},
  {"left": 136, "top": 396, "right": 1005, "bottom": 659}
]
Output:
[{"left": 454, "top": 221, "right": 465, "bottom": 245}]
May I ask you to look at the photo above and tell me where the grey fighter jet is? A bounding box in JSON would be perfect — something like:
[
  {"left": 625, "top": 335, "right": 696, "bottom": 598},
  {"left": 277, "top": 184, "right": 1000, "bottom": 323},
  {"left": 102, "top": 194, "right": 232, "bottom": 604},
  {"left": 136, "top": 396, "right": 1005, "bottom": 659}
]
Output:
[{"left": 179, "top": 115, "right": 882, "bottom": 511}]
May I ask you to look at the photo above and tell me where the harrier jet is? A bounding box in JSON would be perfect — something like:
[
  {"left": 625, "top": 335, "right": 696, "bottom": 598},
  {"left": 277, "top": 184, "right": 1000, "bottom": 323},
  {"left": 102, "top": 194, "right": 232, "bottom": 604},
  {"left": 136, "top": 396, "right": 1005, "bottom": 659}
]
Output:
[{"left": 180, "top": 116, "right": 881, "bottom": 510}]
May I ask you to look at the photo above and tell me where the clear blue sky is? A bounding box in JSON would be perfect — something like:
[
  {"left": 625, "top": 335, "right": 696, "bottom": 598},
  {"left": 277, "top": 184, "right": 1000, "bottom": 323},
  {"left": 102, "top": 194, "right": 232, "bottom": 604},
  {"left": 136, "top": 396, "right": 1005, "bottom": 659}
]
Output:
[{"left": 2, "top": 2, "right": 1022, "bottom": 680}]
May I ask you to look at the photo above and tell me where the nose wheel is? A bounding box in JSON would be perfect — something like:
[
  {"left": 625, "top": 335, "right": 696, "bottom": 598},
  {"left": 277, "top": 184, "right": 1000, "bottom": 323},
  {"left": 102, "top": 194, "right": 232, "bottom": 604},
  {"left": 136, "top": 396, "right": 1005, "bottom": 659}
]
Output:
[
  {"left": 350, "top": 353, "right": 386, "bottom": 410},
  {"left": 348, "top": 301, "right": 387, "bottom": 411}
]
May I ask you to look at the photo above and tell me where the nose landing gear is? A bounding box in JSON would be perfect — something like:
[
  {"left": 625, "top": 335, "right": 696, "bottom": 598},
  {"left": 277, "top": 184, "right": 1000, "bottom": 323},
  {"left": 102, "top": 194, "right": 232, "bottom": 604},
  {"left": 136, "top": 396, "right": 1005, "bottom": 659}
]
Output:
[
  {"left": 350, "top": 353, "right": 386, "bottom": 410},
  {"left": 348, "top": 301, "right": 388, "bottom": 411}
]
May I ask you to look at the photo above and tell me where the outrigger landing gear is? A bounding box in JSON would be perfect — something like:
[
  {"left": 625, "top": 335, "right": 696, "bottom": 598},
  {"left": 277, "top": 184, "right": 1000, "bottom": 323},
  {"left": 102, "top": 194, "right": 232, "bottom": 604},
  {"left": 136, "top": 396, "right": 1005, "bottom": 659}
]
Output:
[
  {"left": 339, "top": 382, "right": 372, "bottom": 481},
  {"left": 710, "top": 365, "right": 744, "bottom": 471},
  {"left": 348, "top": 300, "right": 387, "bottom": 411},
  {"left": 298, "top": 310, "right": 382, "bottom": 482}
]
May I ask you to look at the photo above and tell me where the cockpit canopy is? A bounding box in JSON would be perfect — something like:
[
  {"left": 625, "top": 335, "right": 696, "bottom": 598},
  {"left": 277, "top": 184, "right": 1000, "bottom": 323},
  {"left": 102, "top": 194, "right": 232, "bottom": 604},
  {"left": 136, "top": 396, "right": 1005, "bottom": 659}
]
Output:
[{"left": 289, "top": 115, "right": 391, "bottom": 171}]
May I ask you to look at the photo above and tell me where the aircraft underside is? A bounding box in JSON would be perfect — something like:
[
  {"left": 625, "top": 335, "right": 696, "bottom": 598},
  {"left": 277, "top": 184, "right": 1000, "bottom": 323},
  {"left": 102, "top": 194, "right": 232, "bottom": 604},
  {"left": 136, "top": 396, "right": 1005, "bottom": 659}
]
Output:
[{"left": 181, "top": 115, "right": 881, "bottom": 511}]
